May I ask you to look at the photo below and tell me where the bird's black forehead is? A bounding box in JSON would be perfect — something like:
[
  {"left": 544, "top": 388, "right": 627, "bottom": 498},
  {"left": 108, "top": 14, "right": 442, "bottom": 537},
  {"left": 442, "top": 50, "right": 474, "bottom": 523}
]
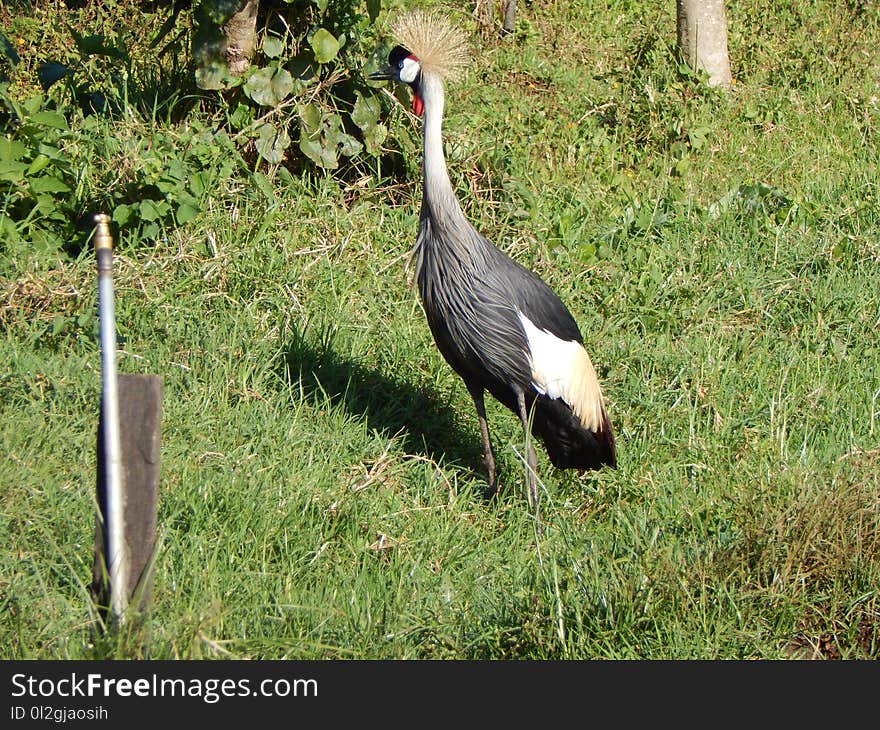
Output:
[{"left": 389, "top": 44, "right": 415, "bottom": 66}]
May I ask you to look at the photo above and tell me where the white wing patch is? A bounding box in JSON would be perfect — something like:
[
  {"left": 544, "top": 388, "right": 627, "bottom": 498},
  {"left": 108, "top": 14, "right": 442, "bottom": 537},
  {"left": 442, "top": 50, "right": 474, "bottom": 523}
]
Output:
[{"left": 517, "top": 311, "right": 607, "bottom": 432}]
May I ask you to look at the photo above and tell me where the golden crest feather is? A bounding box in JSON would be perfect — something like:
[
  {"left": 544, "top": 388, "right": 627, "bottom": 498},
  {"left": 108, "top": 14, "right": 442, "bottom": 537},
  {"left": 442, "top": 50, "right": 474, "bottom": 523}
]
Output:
[{"left": 390, "top": 10, "right": 470, "bottom": 81}]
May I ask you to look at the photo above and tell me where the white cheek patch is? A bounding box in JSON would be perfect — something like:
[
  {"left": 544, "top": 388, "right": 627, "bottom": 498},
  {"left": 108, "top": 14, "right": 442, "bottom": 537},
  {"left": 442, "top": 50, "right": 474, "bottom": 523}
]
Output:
[
  {"left": 517, "top": 311, "right": 606, "bottom": 432},
  {"left": 400, "top": 56, "right": 420, "bottom": 83}
]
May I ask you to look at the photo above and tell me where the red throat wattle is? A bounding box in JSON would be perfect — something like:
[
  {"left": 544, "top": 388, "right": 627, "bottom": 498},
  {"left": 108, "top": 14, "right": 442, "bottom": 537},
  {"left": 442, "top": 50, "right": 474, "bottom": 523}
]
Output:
[{"left": 412, "top": 92, "right": 424, "bottom": 117}]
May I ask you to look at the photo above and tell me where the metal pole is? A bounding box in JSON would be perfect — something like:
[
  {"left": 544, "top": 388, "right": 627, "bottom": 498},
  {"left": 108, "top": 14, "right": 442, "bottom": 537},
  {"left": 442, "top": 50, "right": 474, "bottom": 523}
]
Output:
[{"left": 94, "top": 213, "right": 129, "bottom": 623}]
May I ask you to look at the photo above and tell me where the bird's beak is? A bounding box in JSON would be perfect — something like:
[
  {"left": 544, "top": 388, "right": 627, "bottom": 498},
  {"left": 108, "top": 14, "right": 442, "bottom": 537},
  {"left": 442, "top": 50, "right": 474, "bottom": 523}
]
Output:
[{"left": 369, "top": 66, "right": 395, "bottom": 82}]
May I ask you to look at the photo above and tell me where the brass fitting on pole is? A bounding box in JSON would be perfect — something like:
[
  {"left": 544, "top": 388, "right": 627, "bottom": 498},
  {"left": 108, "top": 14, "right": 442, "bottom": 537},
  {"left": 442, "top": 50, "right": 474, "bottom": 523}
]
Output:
[{"left": 94, "top": 213, "right": 114, "bottom": 271}]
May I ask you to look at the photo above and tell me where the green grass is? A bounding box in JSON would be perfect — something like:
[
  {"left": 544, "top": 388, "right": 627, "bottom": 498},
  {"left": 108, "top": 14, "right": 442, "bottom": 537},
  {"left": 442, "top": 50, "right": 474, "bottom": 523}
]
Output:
[{"left": 1, "top": 0, "right": 878, "bottom": 659}]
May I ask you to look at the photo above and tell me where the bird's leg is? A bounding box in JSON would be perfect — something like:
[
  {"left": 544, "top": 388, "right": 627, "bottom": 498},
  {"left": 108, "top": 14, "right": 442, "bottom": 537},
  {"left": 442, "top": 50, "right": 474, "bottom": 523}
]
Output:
[
  {"left": 468, "top": 386, "right": 497, "bottom": 496},
  {"left": 515, "top": 389, "right": 541, "bottom": 532}
]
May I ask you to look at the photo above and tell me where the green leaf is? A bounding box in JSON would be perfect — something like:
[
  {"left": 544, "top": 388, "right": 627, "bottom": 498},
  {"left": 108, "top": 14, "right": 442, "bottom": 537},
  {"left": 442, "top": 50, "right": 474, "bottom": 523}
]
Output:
[
  {"left": 299, "top": 136, "right": 323, "bottom": 166},
  {"left": 37, "top": 62, "right": 70, "bottom": 90},
  {"left": 195, "top": 61, "right": 229, "bottom": 91},
  {"left": 139, "top": 199, "right": 168, "bottom": 222},
  {"left": 362, "top": 123, "right": 387, "bottom": 155},
  {"left": 299, "top": 134, "right": 337, "bottom": 169},
  {"left": 22, "top": 95, "right": 45, "bottom": 116},
  {"left": 634, "top": 207, "right": 655, "bottom": 231},
  {"left": 29, "top": 176, "right": 70, "bottom": 194},
  {"left": 35, "top": 142, "right": 64, "bottom": 161},
  {"left": 228, "top": 102, "right": 254, "bottom": 130},
  {"left": 277, "top": 167, "right": 294, "bottom": 185},
  {"left": 289, "top": 56, "right": 317, "bottom": 87},
  {"left": 310, "top": 28, "right": 340, "bottom": 64},
  {"left": 337, "top": 133, "right": 363, "bottom": 157},
  {"left": 244, "top": 66, "right": 294, "bottom": 106},
  {"left": 176, "top": 190, "right": 201, "bottom": 209},
  {"left": 33, "top": 193, "right": 66, "bottom": 218},
  {"left": 165, "top": 158, "right": 187, "bottom": 182},
  {"left": 0, "top": 33, "right": 20, "bottom": 66},
  {"left": 176, "top": 202, "right": 200, "bottom": 224},
  {"left": 298, "top": 103, "right": 322, "bottom": 136},
  {"left": 30, "top": 227, "right": 64, "bottom": 255},
  {"left": 351, "top": 92, "right": 381, "bottom": 131},
  {"left": 352, "top": 93, "right": 387, "bottom": 154},
  {"left": 0, "top": 214, "right": 21, "bottom": 240},
  {"left": 112, "top": 204, "right": 133, "bottom": 226},
  {"left": 318, "top": 146, "right": 338, "bottom": 169},
  {"left": 669, "top": 141, "right": 688, "bottom": 160},
  {"left": 190, "top": 172, "right": 208, "bottom": 199},
  {"left": 262, "top": 35, "right": 284, "bottom": 59},
  {"left": 610, "top": 171, "right": 634, "bottom": 197},
  {"left": 26, "top": 154, "right": 51, "bottom": 176},
  {"left": 76, "top": 310, "right": 94, "bottom": 329},
  {"left": 71, "top": 32, "right": 127, "bottom": 60},
  {"left": 255, "top": 122, "right": 291, "bottom": 164},
  {"left": 322, "top": 113, "right": 344, "bottom": 144},
  {"left": 29, "top": 110, "right": 68, "bottom": 130},
  {"left": 366, "top": 0, "right": 381, "bottom": 22},
  {"left": 673, "top": 157, "right": 691, "bottom": 176},
  {"left": 155, "top": 177, "right": 181, "bottom": 195},
  {"left": 0, "top": 139, "right": 27, "bottom": 162},
  {"left": 578, "top": 242, "right": 597, "bottom": 262},
  {"left": 51, "top": 315, "right": 69, "bottom": 336},
  {"left": 688, "top": 127, "right": 709, "bottom": 150}
]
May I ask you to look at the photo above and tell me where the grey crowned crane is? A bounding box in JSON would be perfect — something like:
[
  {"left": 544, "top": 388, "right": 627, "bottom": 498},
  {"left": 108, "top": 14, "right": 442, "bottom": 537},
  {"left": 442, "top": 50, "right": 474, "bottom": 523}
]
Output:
[{"left": 370, "top": 11, "right": 616, "bottom": 521}]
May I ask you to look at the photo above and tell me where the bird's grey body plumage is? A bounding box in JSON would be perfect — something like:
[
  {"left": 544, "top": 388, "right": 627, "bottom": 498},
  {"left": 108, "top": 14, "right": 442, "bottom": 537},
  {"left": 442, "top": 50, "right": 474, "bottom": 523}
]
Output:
[{"left": 415, "top": 185, "right": 615, "bottom": 471}]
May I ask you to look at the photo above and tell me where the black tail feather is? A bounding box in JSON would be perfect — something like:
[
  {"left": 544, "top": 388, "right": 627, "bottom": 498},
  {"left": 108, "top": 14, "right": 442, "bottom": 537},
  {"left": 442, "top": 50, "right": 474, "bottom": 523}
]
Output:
[{"left": 531, "top": 395, "right": 617, "bottom": 471}]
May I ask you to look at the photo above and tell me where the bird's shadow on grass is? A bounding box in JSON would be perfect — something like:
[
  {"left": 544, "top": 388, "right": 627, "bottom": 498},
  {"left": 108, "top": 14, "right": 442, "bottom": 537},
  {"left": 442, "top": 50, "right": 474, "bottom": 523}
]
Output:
[{"left": 276, "top": 324, "right": 488, "bottom": 487}]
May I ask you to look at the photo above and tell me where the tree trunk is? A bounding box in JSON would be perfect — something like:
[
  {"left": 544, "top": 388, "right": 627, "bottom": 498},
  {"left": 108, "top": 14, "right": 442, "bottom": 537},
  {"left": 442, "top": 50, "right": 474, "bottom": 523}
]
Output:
[
  {"left": 676, "top": 0, "right": 732, "bottom": 89},
  {"left": 193, "top": 0, "right": 259, "bottom": 89},
  {"left": 224, "top": 0, "right": 259, "bottom": 76},
  {"left": 502, "top": 0, "right": 516, "bottom": 35}
]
